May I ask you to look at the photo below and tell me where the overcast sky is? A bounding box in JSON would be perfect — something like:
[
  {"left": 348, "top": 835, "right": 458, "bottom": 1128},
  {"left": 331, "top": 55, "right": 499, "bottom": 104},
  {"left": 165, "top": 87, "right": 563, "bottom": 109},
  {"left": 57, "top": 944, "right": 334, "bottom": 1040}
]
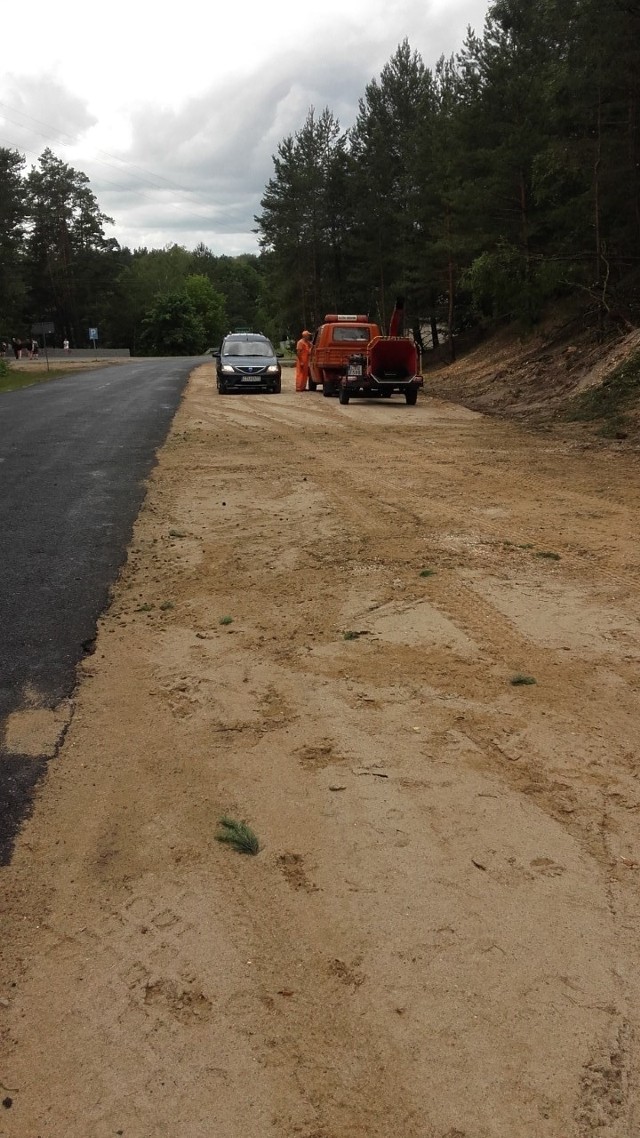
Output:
[{"left": 1, "top": 0, "right": 490, "bottom": 255}]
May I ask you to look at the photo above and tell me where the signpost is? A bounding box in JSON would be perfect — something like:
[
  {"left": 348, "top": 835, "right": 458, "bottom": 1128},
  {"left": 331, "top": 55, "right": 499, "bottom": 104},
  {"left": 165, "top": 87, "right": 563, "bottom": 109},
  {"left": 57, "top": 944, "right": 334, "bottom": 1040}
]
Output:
[
  {"left": 89, "top": 327, "right": 98, "bottom": 354},
  {"left": 31, "top": 321, "right": 55, "bottom": 372}
]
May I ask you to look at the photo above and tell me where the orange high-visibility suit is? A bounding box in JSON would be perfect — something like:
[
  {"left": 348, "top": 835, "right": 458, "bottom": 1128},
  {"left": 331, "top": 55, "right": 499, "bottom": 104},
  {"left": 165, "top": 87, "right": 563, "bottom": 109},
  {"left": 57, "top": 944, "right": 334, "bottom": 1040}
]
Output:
[{"left": 295, "top": 332, "right": 312, "bottom": 391}]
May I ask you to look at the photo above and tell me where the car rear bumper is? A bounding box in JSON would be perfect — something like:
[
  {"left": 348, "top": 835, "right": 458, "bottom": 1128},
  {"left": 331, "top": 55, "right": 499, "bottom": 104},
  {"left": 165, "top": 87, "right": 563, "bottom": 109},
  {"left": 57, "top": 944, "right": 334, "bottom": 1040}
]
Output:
[{"left": 344, "top": 374, "right": 423, "bottom": 394}]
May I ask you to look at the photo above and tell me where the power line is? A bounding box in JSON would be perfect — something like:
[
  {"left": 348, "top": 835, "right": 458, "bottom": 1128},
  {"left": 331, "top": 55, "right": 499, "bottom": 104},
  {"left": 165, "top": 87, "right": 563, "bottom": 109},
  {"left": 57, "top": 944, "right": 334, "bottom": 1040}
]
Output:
[
  {"left": 0, "top": 104, "right": 228, "bottom": 240},
  {"left": 0, "top": 98, "right": 205, "bottom": 197},
  {"left": 0, "top": 100, "right": 225, "bottom": 232}
]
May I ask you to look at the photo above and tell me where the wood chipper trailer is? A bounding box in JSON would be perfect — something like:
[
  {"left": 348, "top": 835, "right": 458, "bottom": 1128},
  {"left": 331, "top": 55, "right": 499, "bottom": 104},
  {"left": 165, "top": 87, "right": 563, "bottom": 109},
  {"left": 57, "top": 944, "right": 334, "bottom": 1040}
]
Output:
[
  {"left": 337, "top": 297, "right": 422, "bottom": 405},
  {"left": 337, "top": 337, "right": 421, "bottom": 403},
  {"left": 309, "top": 299, "right": 422, "bottom": 404}
]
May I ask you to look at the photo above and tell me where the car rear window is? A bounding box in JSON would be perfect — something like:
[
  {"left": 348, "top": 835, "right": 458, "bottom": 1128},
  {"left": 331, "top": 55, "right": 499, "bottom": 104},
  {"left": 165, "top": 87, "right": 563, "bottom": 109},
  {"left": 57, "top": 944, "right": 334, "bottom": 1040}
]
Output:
[{"left": 332, "top": 327, "right": 371, "bottom": 342}]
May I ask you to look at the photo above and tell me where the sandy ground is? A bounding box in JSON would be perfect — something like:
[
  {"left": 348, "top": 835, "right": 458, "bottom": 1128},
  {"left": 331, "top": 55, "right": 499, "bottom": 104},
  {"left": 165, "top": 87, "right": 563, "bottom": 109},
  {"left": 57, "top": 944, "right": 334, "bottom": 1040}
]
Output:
[{"left": 2, "top": 363, "right": 640, "bottom": 1137}]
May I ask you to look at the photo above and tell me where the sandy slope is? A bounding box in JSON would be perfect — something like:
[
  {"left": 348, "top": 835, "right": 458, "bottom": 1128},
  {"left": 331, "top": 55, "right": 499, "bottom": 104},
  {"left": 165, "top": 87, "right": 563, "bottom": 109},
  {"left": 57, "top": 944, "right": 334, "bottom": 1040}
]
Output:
[{"left": 2, "top": 363, "right": 640, "bottom": 1137}]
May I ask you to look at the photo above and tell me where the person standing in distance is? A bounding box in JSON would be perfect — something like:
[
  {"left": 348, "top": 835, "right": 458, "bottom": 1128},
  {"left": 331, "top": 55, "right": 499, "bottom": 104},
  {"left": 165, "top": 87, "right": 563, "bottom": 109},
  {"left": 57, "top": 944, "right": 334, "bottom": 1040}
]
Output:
[{"left": 295, "top": 329, "right": 313, "bottom": 392}]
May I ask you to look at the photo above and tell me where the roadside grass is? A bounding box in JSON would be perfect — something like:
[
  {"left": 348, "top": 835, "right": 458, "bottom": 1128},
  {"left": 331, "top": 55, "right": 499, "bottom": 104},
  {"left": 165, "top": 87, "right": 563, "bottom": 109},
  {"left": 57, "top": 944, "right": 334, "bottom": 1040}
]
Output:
[
  {"left": 0, "top": 365, "right": 67, "bottom": 393},
  {"left": 564, "top": 349, "right": 640, "bottom": 435},
  {"left": 510, "top": 673, "right": 537, "bottom": 686},
  {"left": 216, "top": 816, "right": 260, "bottom": 855}
]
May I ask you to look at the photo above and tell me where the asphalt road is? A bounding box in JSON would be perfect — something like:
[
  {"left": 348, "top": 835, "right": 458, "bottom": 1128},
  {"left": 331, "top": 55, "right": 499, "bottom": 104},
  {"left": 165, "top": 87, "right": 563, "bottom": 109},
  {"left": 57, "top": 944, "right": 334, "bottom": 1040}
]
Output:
[{"left": 0, "top": 358, "right": 199, "bottom": 861}]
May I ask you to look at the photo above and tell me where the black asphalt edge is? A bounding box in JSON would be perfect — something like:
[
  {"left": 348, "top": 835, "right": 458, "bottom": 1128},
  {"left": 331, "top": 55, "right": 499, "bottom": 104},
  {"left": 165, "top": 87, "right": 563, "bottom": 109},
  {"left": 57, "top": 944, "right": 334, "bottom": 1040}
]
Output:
[
  {"left": 0, "top": 361, "right": 198, "bottom": 865},
  {"left": 0, "top": 705, "right": 74, "bottom": 865}
]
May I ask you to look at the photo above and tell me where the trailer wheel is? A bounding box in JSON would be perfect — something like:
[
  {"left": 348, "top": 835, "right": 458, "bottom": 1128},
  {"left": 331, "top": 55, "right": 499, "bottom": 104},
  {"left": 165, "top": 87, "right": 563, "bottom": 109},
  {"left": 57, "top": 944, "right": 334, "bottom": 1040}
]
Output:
[
  {"left": 308, "top": 378, "right": 317, "bottom": 391},
  {"left": 323, "top": 381, "right": 335, "bottom": 398},
  {"left": 339, "top": 385, "right": 350, "bottom": 405},
  {"left": 405, "top": 388, "right": 418, "bottom": 405}
]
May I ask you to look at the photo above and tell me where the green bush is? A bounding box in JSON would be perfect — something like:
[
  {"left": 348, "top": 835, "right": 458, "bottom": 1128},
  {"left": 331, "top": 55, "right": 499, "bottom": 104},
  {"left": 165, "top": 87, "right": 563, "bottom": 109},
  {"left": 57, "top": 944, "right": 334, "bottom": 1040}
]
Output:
[{"left": 463, "top": 241, "right": 564, "bottom": 326}]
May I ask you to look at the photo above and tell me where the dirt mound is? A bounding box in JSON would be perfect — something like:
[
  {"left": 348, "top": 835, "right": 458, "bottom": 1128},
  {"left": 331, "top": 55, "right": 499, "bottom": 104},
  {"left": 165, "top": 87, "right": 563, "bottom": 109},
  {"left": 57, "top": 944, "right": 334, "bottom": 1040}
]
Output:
[{"left": 426, "top": 316, "right": 640, "bottom": 441}]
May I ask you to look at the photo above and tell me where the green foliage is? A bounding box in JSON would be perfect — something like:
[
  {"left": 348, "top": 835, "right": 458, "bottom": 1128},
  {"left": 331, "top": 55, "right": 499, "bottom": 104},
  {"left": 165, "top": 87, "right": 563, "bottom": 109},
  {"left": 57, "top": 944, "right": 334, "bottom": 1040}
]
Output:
[
  {"left": 258, "top": 1, "right": 640, "bottom": 341},
  {"left": 0, "top": 148, "right": 27, "bottom": 329},
  {"left": 140, "top": 290, "right": 206, "bottom": 355},
  {"left": 216, "top": 816, "right": 260, "bottom": 855},
  {"left": 348, "top": 40, "right": 432, "bottom": 326},
  {"left": 0, "top": 365, "right": 66, "bottom": 393},
  {"left": 463, "top": 240, "right": 565, "bottom": 325},
  {"left": 25, "top": 148, "right": 116, "bottom": 345},
  {"left": 107, "top": 245, "right": 268, "bottom": 351},
  {"left": 192, "top": 248, "right": 264, "bottom": 332},
  {"left": 257, "top": 106, "right": 350, "bottom": 334},
  {"left": 183, "top": 274, "right": 227, "bottom": 343}
]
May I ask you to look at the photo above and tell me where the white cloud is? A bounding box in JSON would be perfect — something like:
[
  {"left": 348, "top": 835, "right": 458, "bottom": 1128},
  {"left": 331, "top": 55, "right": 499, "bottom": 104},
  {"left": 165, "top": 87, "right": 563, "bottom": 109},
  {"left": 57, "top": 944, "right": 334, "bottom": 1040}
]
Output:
[{"left": 0, "top": 0, "right": 490, "bottom": 252}]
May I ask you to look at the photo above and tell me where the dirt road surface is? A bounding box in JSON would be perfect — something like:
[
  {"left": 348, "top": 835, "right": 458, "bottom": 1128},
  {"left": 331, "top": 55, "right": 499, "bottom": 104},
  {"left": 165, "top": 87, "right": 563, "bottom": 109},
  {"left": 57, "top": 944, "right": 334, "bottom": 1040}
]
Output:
[{"left": 2, "top": 363, "right": 640, "bottom": 1137}]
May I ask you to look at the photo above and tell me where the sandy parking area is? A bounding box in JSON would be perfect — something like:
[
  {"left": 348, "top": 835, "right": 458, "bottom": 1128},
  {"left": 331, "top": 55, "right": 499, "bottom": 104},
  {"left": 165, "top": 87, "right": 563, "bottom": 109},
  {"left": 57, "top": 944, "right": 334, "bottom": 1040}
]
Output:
[{"left": 2, "top": 363, "right": 640, "bottom": 1136}]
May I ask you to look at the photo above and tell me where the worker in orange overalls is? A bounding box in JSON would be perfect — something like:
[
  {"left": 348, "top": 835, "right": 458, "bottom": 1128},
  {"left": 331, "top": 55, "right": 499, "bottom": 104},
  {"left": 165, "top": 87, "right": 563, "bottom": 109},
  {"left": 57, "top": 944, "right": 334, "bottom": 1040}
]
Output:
[{"left": 295, "top": 330, "right": 313, "bottom": 391}]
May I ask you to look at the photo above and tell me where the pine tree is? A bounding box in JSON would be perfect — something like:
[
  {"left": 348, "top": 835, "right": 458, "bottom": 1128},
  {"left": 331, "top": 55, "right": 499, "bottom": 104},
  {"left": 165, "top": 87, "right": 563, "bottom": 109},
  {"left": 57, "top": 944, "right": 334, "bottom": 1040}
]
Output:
[
  {"left": 0, "top": 148, "right": 27, "bottom": 334},
  {"left": 25, "top": 149, "right": 115, "bottom": 343},
  {"left": 256, "top": 108, "right": 347, "bottom": 331},
  {"left": 348, "top": 40, "right": 431, "bottom": 327}
]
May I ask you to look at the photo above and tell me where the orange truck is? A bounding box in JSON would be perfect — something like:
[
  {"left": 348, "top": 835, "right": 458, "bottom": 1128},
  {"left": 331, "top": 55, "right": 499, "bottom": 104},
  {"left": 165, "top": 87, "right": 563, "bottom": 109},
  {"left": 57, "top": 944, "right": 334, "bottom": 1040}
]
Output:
[{"left": 308, "top": 299, "right": 423, "bottom": 404}]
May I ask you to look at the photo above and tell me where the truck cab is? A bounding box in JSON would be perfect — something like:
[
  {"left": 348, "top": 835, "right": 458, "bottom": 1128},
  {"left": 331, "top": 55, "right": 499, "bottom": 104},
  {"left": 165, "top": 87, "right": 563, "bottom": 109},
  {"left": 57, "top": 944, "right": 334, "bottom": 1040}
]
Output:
[{"left": 309, "top": 315, "right": 381, "bottom": 397}]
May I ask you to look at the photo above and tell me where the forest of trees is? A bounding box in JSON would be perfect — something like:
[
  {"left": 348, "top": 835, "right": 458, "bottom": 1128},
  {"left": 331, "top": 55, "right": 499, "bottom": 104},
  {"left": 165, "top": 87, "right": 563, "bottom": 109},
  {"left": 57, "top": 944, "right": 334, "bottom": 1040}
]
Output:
[
  {"left": 2, "top": 0, "right": 640, "bottom": 356},
  {"left": 257, "top": 0, "right": 640, "bottom": 353},
  {"left": 0, "top": 148, "right": 270, "bottom": 354}
]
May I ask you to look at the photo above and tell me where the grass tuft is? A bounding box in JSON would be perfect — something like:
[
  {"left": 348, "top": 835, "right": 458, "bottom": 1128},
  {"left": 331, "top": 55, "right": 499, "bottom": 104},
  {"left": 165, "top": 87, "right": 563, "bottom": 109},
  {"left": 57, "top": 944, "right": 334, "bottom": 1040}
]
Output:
[
  {"left": 419, "top": 568, "right": 436, "bottom": 578},
  {"left": 535, "top": 550, "right": 561, "bottom": 561},
  {"left": 216, "top": 816, "right": 260, "bottom": 855},
  {"left": 343, "top": 630, "right": 361, "bottom": 640},
  {"left": 219, "top": 616, "right": 233, "bottom": 626},
  {"left": 159, "top": 601, "right": 174, "bottom": 611},
  {"left": 510, "top": 673, "right": 537, "bottom": 686},
  {"left": 135, "top": 602, "right": 155, "bottom": 612}
]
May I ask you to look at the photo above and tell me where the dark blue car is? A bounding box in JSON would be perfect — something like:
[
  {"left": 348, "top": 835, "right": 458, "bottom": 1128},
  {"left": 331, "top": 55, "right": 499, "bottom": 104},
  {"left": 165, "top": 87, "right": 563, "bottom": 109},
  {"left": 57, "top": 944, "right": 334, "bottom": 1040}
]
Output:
[{"left": 215, "top": 333, "right": 281, "bottom": 394}]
